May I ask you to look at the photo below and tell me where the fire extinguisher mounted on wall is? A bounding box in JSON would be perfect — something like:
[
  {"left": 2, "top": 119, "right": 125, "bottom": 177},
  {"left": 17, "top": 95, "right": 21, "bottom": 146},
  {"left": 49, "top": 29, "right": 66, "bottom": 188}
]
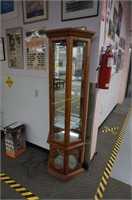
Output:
[{"left": 98, "top": 46, "right": 114, "bottom": 89}]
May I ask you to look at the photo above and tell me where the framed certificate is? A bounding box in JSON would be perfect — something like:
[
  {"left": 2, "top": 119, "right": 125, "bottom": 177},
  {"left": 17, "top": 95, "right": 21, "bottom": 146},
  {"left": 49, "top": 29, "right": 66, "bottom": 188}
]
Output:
[
  {"left": 6, "top": 27, "right": 23, "bottom": 68},
  {"left": 0, "top": 37, "right": 6, "bottom": 61}
]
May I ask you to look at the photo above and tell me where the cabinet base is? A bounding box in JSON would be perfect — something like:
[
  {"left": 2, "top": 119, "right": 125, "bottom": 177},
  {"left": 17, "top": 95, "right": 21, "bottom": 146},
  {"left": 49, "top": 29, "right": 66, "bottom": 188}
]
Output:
[{"left": 48, "top": 167, "right": 85, "bottom": 181}]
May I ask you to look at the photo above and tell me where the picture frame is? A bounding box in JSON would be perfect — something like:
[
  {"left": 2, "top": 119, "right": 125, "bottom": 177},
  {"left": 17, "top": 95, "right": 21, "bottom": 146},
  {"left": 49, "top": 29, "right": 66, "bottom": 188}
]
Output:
[
  {"left": 6, "top": 27, "right": 23, "bottom": 69},
  {"left": 61, "top": 0, "right": 99, "bottom": 21},
  {"left": 22, "top": 0, "right": 48, "bottom": 24},
  {"left": 0, "top": 1, "right": 18, "bottom": 20},
  {"left": 25, "top": 28, "right": 47, "bottom": 70},
  {"left": 0, "top": 37, "right": 6, "bottom": 61}
]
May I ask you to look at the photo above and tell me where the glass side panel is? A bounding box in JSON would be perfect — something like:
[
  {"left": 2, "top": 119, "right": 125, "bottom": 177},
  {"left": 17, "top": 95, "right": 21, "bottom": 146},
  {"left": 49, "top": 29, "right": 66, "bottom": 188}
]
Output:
[
  {"left": 68, "top": 149, "right": 81, "bottom": 170},
  {"left": 53, "top": 41, "right": 67, "bottom": 142},
  {"left": 53, "top": 149, "right": 64, "bottom": 169},
  {"left": 70, "top": 41, "right": 86, "bottom": 142}
]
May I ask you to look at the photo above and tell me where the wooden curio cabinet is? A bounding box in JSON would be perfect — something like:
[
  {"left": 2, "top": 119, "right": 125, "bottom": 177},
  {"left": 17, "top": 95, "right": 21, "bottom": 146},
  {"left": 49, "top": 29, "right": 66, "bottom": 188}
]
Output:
[{"left": 46, "top": 28, "right": 94, "bottom": 181}]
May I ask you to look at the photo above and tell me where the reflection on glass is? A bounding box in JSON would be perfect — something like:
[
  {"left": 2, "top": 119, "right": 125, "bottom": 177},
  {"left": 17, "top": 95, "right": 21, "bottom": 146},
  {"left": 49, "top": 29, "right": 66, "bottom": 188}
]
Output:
[
  {"left": 68, "top": 149, "right": 80, "bottom": 170},
  {"left": 54, "top": 149, "right": 64, "bottom": 169},
  {"left": 70, "top": 41, "right": 86, "bottom": 142},
  {"left": 53, "top": 41, "right": 67, "bottom": 142}
]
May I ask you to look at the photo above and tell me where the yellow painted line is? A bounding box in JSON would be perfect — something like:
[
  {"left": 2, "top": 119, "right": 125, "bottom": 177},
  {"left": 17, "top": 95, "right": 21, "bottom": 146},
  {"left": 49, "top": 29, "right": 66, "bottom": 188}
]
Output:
[
  {"left": 110, "top": 156, "right": 115, "bottom": 163},
  {"left": 94, "top": 194, "right": 99, "bottom": 200},
  {"left": 10, "top": 183, "right": 21, "bottom": 188},
  {"left": 21, "top": 192, "right": 33, "bottom": 196},
  {"left": 15, "top": 187, "right": 26, "bottom": 192},
  {"left": 27, "top": 197, "right": 40, "bottom": 200},
  {"left": 5, "top": 180, "right": 15, "bottom": 184},
  {"left": 102, "top": 176, "right": 107, "bottom": 185},
  {"left": 116, "top": 140, "right": 121, "bottom": 145},
  {"left": 112, "top": 150, "right": 117, "bottom": 155},
  {"left": 117, "top": 137, "right": 122, "bottom": 142},
  {"left": 0, "top": 176, "right": 10, "bottom": 180},
  {"left": 94, "top": 108, "right": 131, "bottom": 199},
  {"left": 0, "top": 173, "right": 5, "bottom": 176},
  {"left": 105, "top": 168, "right": 110, "bottom": 175},
  {"left": 97, "top": 188, "right": 103, "bottom": 198},
  {"left": 104, "top": 171, "right": 109, "bottom": 179},
  {"left": 111, "top": 153, "right": 116, "bottom": 159},
  {"left": 114, "top": 145, "right": 119, "bottom": 151},
  {"left": 99, "top": 182, "right": 105, "bottom": 191},
  {"left": 113, "top": 147, "right": 118, "bottom": 153},
  {"left": 109, "top": 159, "right": 114, "bottom": 166},
  {"left": 107, "top": 163, "right": 112, "bottom": 170},
  {"left": 1, "top": 172, "right": 40, "bottom": 199},
  {"left": 115, "top": 143, "right": 120, "bottom": 148},
  {"left": 103, "top": 126, "right": 117, "bottom": 134}
]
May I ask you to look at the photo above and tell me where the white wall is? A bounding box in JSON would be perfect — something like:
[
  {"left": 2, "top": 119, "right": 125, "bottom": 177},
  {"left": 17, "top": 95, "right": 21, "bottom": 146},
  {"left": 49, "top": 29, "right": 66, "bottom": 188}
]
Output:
[
  {"left": 97, "top": 0, "right": 131, "bottom": 126},
  {"left": 89, "top": 0, "right": 131, "bottom": 159},
  {"left": 0, "top": 1, "right": 101, "bottom": 148}
]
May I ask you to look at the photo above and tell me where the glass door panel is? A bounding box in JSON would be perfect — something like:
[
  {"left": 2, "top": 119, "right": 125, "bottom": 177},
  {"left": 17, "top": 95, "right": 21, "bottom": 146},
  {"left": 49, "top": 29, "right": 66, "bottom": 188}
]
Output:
[
  {"left": 53, "top": 41, "right": 67, "bottom": 142},
  {"left": 70, "top": 41, "right": 86, "bottom": 142}
]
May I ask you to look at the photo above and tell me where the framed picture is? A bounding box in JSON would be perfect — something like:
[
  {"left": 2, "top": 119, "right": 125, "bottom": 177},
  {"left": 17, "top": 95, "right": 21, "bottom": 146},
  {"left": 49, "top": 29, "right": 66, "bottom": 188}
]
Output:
[
  {"left": 0, "top": 1, "right": 18, "bottom": 20},
  {"left": 0, "top": 37, "right": 6, "bottom": 61},
  {"left": 25, "top": 28, "right": 47, "bottom": 70},
  {"left": 62, "top": 0, "right": 99, "bottom": 21},
  {"left": 22, "top": 0, "right": 48, "bottom": 24},
  {"left": 6, "top": 27, "right": 23, "bottom": 69}
]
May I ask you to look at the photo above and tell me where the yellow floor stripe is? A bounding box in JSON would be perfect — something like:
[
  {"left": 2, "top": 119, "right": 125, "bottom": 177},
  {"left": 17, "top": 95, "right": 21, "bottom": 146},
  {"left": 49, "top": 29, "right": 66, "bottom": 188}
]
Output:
[
  {"left": 111, "top": 153, "right": 116, "bottom": 159},
  {"left": 1, "top": 172, "right": 40, "bottom": 199},
  {"left": 114, "top": 147, "right": 118, "bottom": 152},
  {"left": 107, "top": 163, "right": 112, "bottom": 170},
  {"left": 100, "top": 182, "right": 105, "bottom": 191},
  {"left": 15, "top": 187, "right": 26, "bottom": 192},
  {"left": 0, "top": 173, "right": 5, "bottom": 176},
  {"left": 94, "top": 108, "right": 131, "bottom": 199},
  {"left": 21, "top": 192, "right": 33, "bottom": 196},
  {"left": 109, "top": 159, "right": 114, "bottom": 166},
  {"left": 27, "top": 197, "right": 40, "bottom": 200},
  {"left": 97, "top": 188, "right": 103, "bottom": 198},
  {"left": 5, "top": 180, "right": 15, "bottom": 184},
  {"left": 112, "top": 150, "right": 117, "bottom": 156},
  {"left": 109, "top": 156, "right": 115, "bottom": 163},
  {"left": 116, "top": 140, "right": 121, "bottom": 145},
  {"left": 105, "top": 167, "right": 110, "bottom": 175},
  {"left": 115, "top": 143, "right": 120, "bottom": 147},
  {"left": 94, "top": 194, "right": 99, "bottom": 200},
  {"left": 102, "top": 176, "right": 107, "bottom": 185},
  {"left": 10, "top": 183, "right": 21, "bottom": 187},
  {"left": 104, "top": 171, "right": 109, "bottom": 179},
  {"left": 0, "top": 176, "right": 10, "bottom": 180}
]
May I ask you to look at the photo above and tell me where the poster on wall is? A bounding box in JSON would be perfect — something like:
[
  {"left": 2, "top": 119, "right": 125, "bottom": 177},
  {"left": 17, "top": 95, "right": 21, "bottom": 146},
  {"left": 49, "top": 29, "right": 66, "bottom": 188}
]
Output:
[
  {"left": 108, "top": 19, "right": 115, "bottom": 41},
  {"left": 0, "top": 1, "right": 18, "bottom": 20},
  {"left": 113, "top": 42, "right": 118, "bottom": 65},
  {"left": 116, "top": 1, "right": 123, "bottom": 37},
  {"left": 119, "top": 37, "right": 126, "bottom": 49},
  {"left": 116, "top": 49, "right": 125, "bottom": 72},
  {"left": 113, "top": 7, "right": 118, "bottom": 30},
  {"left": 25, "top": 28, "right": 47, "bottom": 70},
  {"left": 6, "top": 27, "right": 23, "bottom": 69},
  {"left": 61, "top": 0, "right": 99, "bottom": 21},
  {"left": 22, "top": 1, "right": 48, "bottom": 24},
  {"left": 106, "top": 0, "right": 113, "bottom": 23}
]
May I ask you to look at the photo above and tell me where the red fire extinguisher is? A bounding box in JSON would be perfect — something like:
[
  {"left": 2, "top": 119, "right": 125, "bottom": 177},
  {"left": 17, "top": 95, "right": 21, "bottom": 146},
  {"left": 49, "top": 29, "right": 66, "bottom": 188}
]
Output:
[{"left": 98, "top": 46, "right": 114, "bottom": 89}]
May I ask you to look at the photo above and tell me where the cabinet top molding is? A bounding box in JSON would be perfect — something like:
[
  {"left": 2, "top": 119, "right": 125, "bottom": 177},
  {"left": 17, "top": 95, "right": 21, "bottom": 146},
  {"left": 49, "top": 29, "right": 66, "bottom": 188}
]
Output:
[{"left": 45, "top": 28, "right": 95, "bottom": 39}]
